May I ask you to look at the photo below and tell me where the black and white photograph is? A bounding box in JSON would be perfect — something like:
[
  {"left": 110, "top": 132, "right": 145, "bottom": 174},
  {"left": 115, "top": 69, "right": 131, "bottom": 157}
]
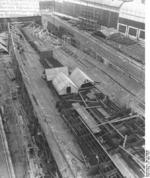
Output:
[{"left": 0, "top": 0, "right": 148, "bottom": 177}]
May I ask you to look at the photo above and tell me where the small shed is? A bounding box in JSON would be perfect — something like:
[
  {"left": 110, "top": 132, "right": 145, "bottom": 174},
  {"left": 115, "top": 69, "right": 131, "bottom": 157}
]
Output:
[
  {"left": 52, "top": 72, "right": 78, "bottom": 95},
  {"left": 44, "top": 67, "right": 68, "bottom": 81},
  {"left": 70, "top": 68, "right": 93, "bottom": 89}
]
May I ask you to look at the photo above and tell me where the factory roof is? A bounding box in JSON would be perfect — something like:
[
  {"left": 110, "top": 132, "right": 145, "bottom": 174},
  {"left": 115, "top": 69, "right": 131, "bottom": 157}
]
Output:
[
  {"left": 52, "top": 72, "right": 78, "bottom": 95},
  {"left": 45, "top": 67, "right": 68, "bottom": 81},
  {"left": 119, "top": 0, "right": 145, "bottom": 23},
  {"left": 70, "top": 68, "right": 93, "bottom": 89}
]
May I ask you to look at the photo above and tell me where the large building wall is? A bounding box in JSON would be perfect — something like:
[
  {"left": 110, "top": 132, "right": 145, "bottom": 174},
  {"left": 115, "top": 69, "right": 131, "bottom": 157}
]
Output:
[
  {"left": 60, "top": 1, "right": 119, "bottom": 28},
  {"left": 40, "top": 0, "right": 119, "bottom": 28},
  {"left": 0, "top": 0, "right": 39, "bottom": 18},
  {"left": 39, "top": 0, "right": 145, "bottom": 40},
  {"left": 118, "top": 0, "right": 145, "bottom": 40},
  {"left": 0, "top": 16, "right": 41, "bottom": 32}
]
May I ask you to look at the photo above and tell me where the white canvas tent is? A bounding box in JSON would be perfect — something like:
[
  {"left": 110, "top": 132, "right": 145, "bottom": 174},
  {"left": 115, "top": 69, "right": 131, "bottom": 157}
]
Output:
[
  {"left": 70, "top": 68, "right": 93, "bottom": 89},
  {"left": 44, "top": 67, "right": 68, "bottom": 81},
  {"left": 52, "top": 72, "right": 78, "bottom": 95}
]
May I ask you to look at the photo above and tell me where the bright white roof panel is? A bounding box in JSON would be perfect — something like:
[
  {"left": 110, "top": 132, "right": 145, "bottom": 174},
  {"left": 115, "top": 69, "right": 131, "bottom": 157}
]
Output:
[
  {"left": 52, "top": 72, "right": 78, "bottom": 95},
  {"left": 45, "top": 67, "right": 68, "bottom": 81},
  {"left": 0, "top": 0, "right": 39, "bottom": 18},
  {"left": 70, "top": 68, "right": 93, "bottom": 89},
  {"left": 119, "top": 1, "right": 145, "bottom": 23}
]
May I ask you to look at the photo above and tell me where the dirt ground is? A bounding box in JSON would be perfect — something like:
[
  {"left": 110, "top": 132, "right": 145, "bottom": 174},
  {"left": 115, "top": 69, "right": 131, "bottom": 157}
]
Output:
[{"left": 0, "top": 54, "right": 28, "bottom": 178}]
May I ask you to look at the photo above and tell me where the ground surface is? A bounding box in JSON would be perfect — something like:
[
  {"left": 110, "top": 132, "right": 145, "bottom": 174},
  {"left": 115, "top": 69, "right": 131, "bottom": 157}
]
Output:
[
  {"left": 48, "top": 15, "right": 144, "bottom": 83},
  {"left": 0, "top": 55, "right": 28, "bottom": 178},
  {"left": 0, "top": 118, "right": 12, "bottom": 178},
  {"left": 11, "top": 30, "right": 87, "bottom": 178},
  {"left": 0, "top": 55, "right": 15, "bottom": 178},
  {"left": 24, "top": 25, "right": 144, "bottom": 116},
  {"left": 21, "top": 26, "right": 145, "bottom": 177},
  {"left": 91, "top": 29, "right": 145, "bottom": 64}
]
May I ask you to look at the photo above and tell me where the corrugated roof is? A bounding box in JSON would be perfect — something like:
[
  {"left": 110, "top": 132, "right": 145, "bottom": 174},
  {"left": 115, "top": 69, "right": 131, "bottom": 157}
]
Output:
[
  {"left": 52, "top": 72, "right": 78, "bottom": 95},
  {"left": 70, "top": 68, "right": 93, "bottom": 89},
  {"left": 45, "top": 67, "right": 68, "bottom": 81}
]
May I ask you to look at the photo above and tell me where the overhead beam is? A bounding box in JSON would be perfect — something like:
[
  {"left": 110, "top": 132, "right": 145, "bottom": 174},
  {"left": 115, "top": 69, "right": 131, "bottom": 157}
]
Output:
[{"left": 94, "top": 114, "right": 139, "bottom": 127}]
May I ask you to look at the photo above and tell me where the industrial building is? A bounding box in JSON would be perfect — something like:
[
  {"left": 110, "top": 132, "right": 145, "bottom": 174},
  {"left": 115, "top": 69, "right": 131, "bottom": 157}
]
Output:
[
  {"left": 40, "top": 0, "right": 145, "bottom": 40},
  {"left": 0, "top": 0, "right": 147, "bottom": 178}
]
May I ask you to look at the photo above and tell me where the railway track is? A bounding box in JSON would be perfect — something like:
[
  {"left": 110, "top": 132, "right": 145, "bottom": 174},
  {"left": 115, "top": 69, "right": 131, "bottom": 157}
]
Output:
[
  {"left": 62, "top": 44, "right": 144, "bottom": 91},
  {"left": 59, "top": 45, "right": 145, "bottom": 111},
  {"left": 45, "top": 14, "right": 144, "bottom": 80}
]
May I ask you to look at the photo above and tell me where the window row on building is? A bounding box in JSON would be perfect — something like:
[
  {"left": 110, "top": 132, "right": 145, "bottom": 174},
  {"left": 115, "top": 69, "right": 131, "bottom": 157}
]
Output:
[
  {"left": 118, "top": 23, "right": 145, "bottom": 40},
  {"left": 39, "top": 0, "right": 145, "bottom": 41}
]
